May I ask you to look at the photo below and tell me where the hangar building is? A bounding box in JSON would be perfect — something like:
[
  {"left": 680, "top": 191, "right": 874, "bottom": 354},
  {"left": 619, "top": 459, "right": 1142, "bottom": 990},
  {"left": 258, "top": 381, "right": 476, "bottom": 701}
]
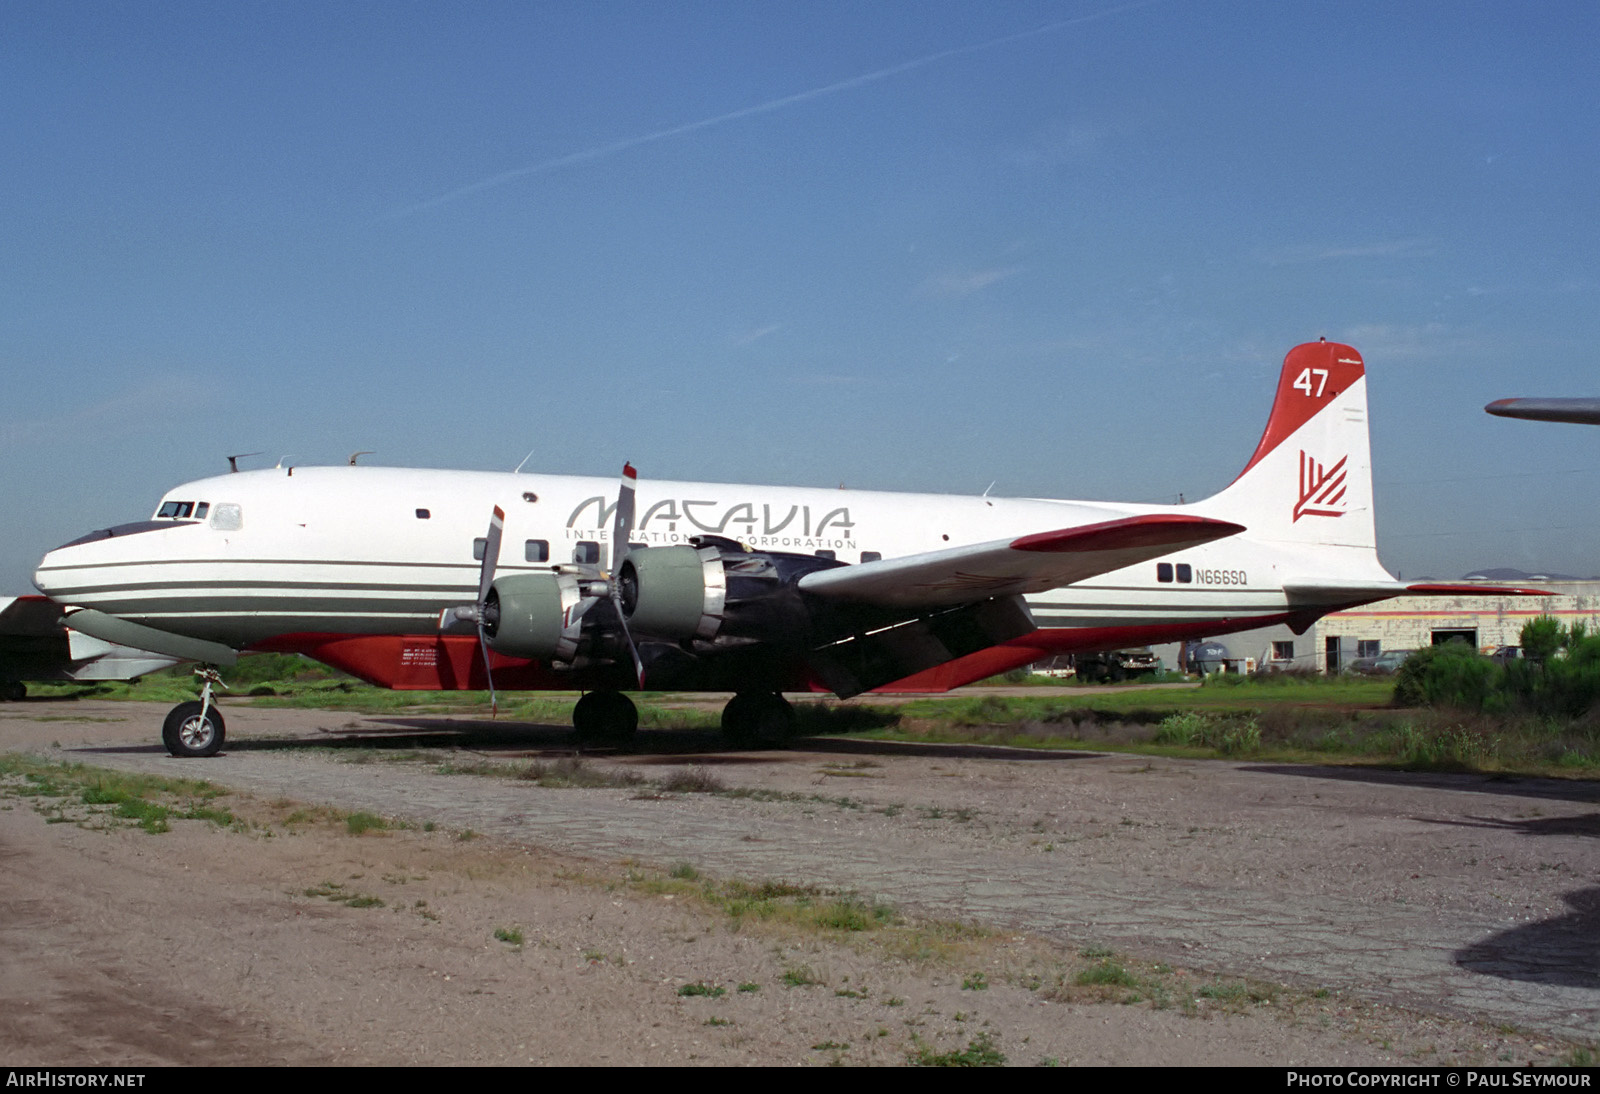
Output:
[{"left": 1150, "top": 581, "right": 1600, "bottom": 674}]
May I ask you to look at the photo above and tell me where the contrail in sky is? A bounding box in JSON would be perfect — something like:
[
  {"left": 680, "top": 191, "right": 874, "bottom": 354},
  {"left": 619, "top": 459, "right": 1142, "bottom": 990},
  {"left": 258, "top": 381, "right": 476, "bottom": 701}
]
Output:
[{"left": 389, "top": 1, "right": 1158, "bottom": 219}]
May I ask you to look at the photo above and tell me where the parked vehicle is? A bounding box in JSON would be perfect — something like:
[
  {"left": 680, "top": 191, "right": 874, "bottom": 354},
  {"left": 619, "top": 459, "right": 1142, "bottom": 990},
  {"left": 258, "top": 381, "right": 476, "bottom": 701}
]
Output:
[
  {"left": 1072, "top": 648, "right": 1160, "bottom": 683},
  {"left": 1184, "top": 640, "right": 1232, "bottom": 675},
  {"left": 1346, "top": 650, "right": 1414, "bottom": 675}
]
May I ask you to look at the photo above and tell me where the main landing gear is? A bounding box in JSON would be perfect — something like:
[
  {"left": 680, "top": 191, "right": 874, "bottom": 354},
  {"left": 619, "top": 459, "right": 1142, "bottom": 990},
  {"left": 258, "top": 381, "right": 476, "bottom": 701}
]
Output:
[
  {"left": 162, "top": 666, "right": 227, "bottom": 758},
  {"left": 570, "top": 690, "right": 799, "bottom": 748},
  {"left": 572, "top": 689, "right": 638, "bottom": 744},
  {"left": 720, "top": 691, "right": 796, "bottom": 747}
]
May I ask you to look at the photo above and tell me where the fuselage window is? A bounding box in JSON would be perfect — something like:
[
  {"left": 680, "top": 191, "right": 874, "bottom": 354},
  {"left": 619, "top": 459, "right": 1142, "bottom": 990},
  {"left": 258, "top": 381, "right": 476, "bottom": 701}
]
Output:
[
  {"left": 628, "top": 542, "right": 647, "bottom": 553},
  {"left": 194, "top": 502, "right": 209, "bottom": 520},
  {"left": 156, "top": 501, "right": 194, "bottom": 519},
  {"left": 573, "top": 541, "right": 600, "bottom": 565},
  {"left": 525, "top": 539, "right": 549, "bottom": 563},
  {"left": 815, "top": 550, "right": 836, "bottom": 560},
  {"left": 416, "top": 508, "right": 431, "bottom": 519},
  {"left": 1157, "top": 563, "right": 1173, "bottom": 583},
  {"left": 1175, "top": 564, "right": 1192, "bottom": 583},
  {"left": 861, "top": 551, "right": 882, "bottom": 563},
  {"left": 473, "top": 538, "right": 487, "bottom": 561}
]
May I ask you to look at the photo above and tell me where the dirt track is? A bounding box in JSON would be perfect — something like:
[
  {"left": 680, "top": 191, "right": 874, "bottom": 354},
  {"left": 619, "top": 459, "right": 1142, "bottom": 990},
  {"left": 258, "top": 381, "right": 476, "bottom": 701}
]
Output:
[{"left": 2, "top": 697, "right": 1597, "bottom": 1065}]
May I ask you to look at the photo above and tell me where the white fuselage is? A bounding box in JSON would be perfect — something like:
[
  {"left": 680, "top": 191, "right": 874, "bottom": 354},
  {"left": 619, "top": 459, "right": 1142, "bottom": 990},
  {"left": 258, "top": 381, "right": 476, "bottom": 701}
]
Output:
[{"left": 35, "top": 464, "right": 1299, "bottom": 655}]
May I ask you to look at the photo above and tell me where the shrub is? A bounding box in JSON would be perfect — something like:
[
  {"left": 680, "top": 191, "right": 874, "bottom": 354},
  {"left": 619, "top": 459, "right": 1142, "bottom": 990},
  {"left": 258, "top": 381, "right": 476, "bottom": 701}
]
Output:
[{"left": 1392, "top": 644, "right": 1498, "bottom": 710}]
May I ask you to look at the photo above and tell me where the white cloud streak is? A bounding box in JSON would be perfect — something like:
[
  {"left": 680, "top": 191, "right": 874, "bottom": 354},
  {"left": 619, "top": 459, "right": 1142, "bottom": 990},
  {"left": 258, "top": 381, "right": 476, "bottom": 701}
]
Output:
[
  {"left": 733, "top": 324, "right": 783, "bottom": 346},
  {"left": 387, "top": 1, "right": 1161, "bottom": 220},
  {"left": 1258, "top": 238, "right": 1436, "bottom": 266},
  {"left": 917, "top": 265, "right": 1024, "bottom": 298}
]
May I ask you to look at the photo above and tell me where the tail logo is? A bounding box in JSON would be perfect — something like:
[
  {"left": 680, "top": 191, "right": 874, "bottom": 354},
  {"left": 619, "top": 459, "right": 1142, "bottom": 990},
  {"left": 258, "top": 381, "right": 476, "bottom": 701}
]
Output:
[{"left": 1294, "top": 450, "right": 1348, "bottom": 521}]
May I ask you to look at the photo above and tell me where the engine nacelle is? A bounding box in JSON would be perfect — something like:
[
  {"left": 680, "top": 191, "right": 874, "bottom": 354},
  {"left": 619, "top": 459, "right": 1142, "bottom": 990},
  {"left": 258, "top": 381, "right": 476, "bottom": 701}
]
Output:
[
  {"left": 618, "top": 541, "right": 845, "bottom": 643},
  {"left": 484, "top": 572, "right": 586, "bottom": 661},
  {"left": 617, "top": 545, "right": 727, "bottom": 641}
]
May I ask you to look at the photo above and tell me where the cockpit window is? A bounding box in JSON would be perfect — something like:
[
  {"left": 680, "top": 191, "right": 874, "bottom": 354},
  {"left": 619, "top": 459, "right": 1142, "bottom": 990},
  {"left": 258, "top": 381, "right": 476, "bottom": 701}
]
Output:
[{"left": 155, "top": 500, "right": 215, "bottom": 521}]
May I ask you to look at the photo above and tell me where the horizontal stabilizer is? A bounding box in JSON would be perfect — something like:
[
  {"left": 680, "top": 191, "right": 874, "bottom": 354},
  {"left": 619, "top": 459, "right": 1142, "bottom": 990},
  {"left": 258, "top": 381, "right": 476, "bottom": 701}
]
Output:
[
  {"left": 1405, "top": 583, "right": 1550, "bottom": 597},
  {"left": 799, "top": 513, "right": 1244, "bottom": 611},
  {"left": 1284, "top": 580, "right": 1548, "bottom": 606}
]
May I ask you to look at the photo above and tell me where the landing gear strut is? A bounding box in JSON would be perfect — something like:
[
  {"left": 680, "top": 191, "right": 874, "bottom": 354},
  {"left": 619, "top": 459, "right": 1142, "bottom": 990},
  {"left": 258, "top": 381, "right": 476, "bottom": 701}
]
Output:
[
  {"left": 572, "top": 690, "right": 638, "bottom": 744},
  {"left": 162, "top": 666, "right": 227, "bottom": 758},
  {"left": 720, "top": 691, "right": 796, "bottom": 747}
]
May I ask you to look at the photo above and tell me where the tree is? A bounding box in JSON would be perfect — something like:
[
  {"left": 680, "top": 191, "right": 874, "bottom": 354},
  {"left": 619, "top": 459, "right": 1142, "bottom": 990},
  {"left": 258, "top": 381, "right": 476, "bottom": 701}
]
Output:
[{"left": 1521, "top": 616, "right": 1563, "bottom": 663}]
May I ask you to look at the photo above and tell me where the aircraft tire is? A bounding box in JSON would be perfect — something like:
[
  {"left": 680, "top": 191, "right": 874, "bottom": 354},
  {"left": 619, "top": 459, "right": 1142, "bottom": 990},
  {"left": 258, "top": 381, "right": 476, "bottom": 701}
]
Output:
[
  {"left": 572, "top": 690, "right": 638, "bottom": 744},
  {"left": 721, "top": 692, "right": 795, "bottom": 748},
  {"left": 161, "top": 701, "right": 226, "bottom": 758}
]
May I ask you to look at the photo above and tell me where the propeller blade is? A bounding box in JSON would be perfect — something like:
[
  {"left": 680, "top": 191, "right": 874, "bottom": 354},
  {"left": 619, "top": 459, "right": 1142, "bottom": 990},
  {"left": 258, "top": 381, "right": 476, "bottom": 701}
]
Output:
[
  {"left": 477, "top": 506, "right": 505, "bottom": 610},
  {"left": 475, "top": 506, "right": 505, "bottom": 717},
  {"left": 610, "top": 463, "right": 644, "bottom": 687},
  {"left": 477, "top": 625, "right": 498, "bottom": 718},
  {"left": 612, "top": 462, "right": 636, "bottom": 572}
]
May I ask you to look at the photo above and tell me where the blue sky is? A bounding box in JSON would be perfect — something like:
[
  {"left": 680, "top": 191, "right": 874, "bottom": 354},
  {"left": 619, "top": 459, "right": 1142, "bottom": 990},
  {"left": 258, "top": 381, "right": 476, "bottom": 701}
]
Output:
[{"left": 4, "top": 0, "right": 1599, "bottom": 592}]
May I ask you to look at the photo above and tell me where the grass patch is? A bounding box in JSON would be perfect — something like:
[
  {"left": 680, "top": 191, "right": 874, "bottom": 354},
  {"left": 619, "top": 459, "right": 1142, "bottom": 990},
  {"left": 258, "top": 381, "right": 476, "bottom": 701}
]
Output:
[
  {"left": 518, "top": 757, "right": 645, "bottom": 789},
  {"left": 0, "top": 756, "right": 234, "bottom": 834},
  {"left": 658, "top": 766, "right": 724, "bottom": 793},
  {"left": 345, "top": 811, "right": 389, "bottom": 835},
  {"left": 909, "top": 1032, "right": 1005, "bottom": 1067},
  {"left": 303, "top": 881, "right": 385, "bottom": 909},
  {"left": 782, "top": 965, "right": 822, "bottom": 988},
  {"left": 677, "top": 982, "right": 726, "bottom": 998},
  {"left": 1074, "top": 960, "right": 1138, "bottom": 988}
]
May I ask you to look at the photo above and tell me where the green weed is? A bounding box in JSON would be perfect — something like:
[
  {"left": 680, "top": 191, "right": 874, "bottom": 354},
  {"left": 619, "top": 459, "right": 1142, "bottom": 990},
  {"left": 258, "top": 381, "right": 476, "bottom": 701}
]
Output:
[
  {"left": 345, "top": 811, "right": 389, "bottom": 835},
  {"left": 782, "top": 965, "right": 821, "bottom": 987},
  {"left": 909, "top": 1032, "right": 1005, "bottom": 1067}
]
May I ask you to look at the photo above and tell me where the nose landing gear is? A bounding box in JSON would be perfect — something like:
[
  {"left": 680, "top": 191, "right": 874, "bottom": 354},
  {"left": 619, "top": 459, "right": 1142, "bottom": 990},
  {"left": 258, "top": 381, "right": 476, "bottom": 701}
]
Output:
[{"left": 161, "top": 666, "right": 228, "bottom": 758}]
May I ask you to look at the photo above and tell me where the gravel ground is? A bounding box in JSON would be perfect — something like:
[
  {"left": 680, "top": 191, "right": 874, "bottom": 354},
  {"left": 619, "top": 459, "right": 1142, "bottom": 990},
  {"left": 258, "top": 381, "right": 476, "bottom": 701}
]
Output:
[{"left": 2, "top": 696, "right": 1596, "bottom": 1066}]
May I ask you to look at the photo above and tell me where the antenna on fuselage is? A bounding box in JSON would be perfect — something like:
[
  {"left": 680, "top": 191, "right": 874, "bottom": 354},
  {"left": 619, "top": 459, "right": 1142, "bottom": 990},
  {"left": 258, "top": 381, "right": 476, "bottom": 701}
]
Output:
[
  {"left": 348, "top": 451, "right": 375, "bottom": 465},
  {"left": 226, "top": 452, "right": 263, "bottom": 473}
]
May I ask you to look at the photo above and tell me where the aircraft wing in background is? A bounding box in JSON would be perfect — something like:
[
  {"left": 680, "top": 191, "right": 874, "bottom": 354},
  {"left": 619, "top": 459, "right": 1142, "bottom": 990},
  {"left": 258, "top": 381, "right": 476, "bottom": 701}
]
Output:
[{"left": 1486, "top": 398, "right": 1600, "bottom": 425}]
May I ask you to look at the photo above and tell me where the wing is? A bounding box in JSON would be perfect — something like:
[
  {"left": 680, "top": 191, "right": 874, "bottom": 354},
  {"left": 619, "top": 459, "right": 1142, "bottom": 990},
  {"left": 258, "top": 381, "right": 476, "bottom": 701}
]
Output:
[
  {"left": 1486, "top": 398, "right": 1600, "bottom": 425},
  {"left": 797, "top": 513, "right": 1245, "bottom": 610}
]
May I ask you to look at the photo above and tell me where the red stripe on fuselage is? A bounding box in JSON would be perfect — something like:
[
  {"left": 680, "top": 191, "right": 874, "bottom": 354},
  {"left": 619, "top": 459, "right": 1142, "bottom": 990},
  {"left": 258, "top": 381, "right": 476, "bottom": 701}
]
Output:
[{"left": 256, "top": 615, "right": 1294, "bottom": 695}]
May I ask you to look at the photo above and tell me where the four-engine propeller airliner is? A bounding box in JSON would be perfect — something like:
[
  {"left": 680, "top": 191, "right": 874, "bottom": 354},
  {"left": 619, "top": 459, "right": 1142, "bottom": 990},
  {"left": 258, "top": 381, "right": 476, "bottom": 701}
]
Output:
[{"left": 35, "top": 341, "right": 1529, "bottom": 756}]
